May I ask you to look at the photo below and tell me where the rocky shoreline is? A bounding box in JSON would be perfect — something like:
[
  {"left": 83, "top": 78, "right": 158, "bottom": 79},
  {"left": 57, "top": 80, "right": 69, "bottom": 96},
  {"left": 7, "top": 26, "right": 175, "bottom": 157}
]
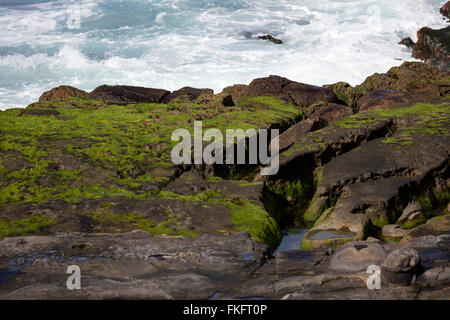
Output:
[{"left": 0, "top": 4, "right": 449, "bottom": 300}]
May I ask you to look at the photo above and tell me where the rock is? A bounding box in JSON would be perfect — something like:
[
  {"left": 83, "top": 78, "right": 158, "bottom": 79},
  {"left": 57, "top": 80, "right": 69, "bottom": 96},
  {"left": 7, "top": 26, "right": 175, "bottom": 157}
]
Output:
[
  {"left": 39, "top": 85, "right": 87, "bottom": 102},
  {"left": 405, "top": 215, "right": 450, "bottom": 239},
  {"left": 309, "top": 103, "right": 353, "bottom": 126},
  {"left": 412, "top": 26, "right": 450, "bottom": 71},
  {"left": 271, "top": 103, "right": 352, "bottom": 152},
  {"left": 397, "top": 202, "right": 423, "bottom": 224},
  {"left": 399, "top": 37, "right": 415, "bottom": 48},
  {"left": 218, "top": 84, "right": 249, "bottom": 104},
  {"left": 382, "top": 225, "right": 408, "bottom": 239},
  {"left": 88, "top": 85, "right": 170, "bottom": 105},
  {"left": 356, "top": 61, "right": 450, "bottom": 97},
  {"left": 162, "top": 87, "right": 214, "bottom": 104},
  {"left": 329, "top": 241, "right": 387, "bottom": 272},
  {"left": 247, "top": 75, "right": 337, "bottom": 108},
  {"left": 441, "top": 1, "right": 450, "bottom": 20},
  {"left": 380, "top": 248, "right": 421, "bottom": 285},
  {"left": 357, "top": 89, "right": 433, "bottom": 112},
  {"left": 257, "top": 34, "right": 283, "bottom": 44},
  {"left": 323, "top": 82, "right": 359, "bottom": 109}
]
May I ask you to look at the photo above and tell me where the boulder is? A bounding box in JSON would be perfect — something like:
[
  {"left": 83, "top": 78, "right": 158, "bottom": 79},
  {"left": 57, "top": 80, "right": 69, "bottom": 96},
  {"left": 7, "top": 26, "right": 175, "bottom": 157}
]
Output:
[
  {"left": 380, "top": 248, "right": 421, "bottom": 285},
  {"left": 247, "top": 75, "right": 337, "bottom": 108},
  {"left": 329, "top": 241, "right": 387, "bottom": 272},
  {"left": 412, "top": 26, "right": 450, "bottom": 71},
  {"left": 88, "top": 85, "right": 170, "bottom": 105},
  {"left": 309, "top": 103, "right": 353, "bottom": 126},
  {"left": 39, "top": 85, "right": 87, "bottom": 102},
  {"left": 357, "top": 89, "right": 431, "bottom": 112}
]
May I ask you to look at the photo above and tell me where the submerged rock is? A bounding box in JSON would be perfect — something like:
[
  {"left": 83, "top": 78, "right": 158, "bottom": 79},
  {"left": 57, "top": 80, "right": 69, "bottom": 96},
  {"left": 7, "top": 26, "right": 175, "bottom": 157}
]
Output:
[
  {"left": 399, "top": 37, "right": 415, "bottom": 48},
  {"left": 257, "top": 34, "right": 283, "bottom": 44}
]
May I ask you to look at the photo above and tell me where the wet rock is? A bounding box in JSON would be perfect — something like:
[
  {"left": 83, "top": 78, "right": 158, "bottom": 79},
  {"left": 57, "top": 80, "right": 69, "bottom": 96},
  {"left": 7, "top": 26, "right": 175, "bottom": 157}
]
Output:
[
  {"left": 329, "top": 241, "right": 387, "bottom": 272},
  {"left": 247, "top": 75, "right": 337, "bottom": 108},
  {"left": 397, "top": 202, "right": 423, "bottom": 224},
  {"left": 382, "top": 225, "right": 408, "bottom": 239},
  {"left": 88, "top": 85, "right": 170, "bottom": 105},
  {"left": 441, "top": 1, "right": 450, "bottom": 20},
  {"left": 162, "top": 87, "right": 214, "bottom": 104},
  {"left": 399, "top": 37, "right": 415, "bottom": 49},
  {"left": 380, "top": 248, "right": 421, "bottom": 285},
  {"left": 257, "top": 34, "right": 283, "bottom": 44},
  {"left": 39, "top": 85, "right": 87, "bottom": 102},
  {"left": 412, "top": 26, "right": 450, "bottom": 71}
]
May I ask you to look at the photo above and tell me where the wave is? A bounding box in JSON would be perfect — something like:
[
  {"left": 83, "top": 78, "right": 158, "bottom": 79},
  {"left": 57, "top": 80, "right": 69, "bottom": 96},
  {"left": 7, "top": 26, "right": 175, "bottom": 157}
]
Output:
[{"left": 0, "top": 0, "right": 447, "bottom": 109}]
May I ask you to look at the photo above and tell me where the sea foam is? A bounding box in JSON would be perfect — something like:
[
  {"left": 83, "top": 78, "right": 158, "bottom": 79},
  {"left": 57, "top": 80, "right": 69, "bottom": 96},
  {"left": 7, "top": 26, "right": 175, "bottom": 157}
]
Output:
[{"left": 0, "top": 0, "right": 447, "bottom": 109}]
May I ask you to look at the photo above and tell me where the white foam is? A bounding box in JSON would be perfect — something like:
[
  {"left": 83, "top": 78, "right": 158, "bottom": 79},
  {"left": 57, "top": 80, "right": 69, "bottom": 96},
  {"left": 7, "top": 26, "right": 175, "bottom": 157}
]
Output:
[{"left": 0, "top": 0, "right": 447, "bottom": 110}]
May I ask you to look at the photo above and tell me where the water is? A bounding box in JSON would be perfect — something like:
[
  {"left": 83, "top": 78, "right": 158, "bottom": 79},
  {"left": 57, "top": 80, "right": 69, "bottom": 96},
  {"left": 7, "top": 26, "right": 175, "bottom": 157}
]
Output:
[
  {"left": 0, "top": 0, "right": 447, "bottom": 110},
  {"left": 274, "top": 228, "right": 307, "bottom": 255}
]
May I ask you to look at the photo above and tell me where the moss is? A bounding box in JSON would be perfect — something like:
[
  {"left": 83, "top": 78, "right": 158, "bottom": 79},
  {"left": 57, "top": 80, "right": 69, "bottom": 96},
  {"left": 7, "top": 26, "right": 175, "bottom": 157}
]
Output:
[
  {"left": 85, "top": 211, "right": 198, "bottom": 237},
  {"left": 0, "top": 215, "right": 55, "bottom": 239}
]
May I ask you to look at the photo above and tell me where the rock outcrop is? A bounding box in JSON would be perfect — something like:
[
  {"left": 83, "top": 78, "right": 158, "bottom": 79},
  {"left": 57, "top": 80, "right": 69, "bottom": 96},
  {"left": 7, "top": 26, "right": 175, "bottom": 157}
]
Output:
[
  {"left": 88, "top": 85, "right": 170, "bottom": 105},
  {"left": 39, "top": 85, "right": 87, "bottom": 102}
]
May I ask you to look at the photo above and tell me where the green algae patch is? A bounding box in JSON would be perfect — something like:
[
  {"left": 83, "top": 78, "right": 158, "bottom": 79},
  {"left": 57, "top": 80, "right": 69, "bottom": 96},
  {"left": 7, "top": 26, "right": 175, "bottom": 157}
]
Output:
[
  {"left": 84, "top": 211, "right": 198, "bottom": 237},
  {"left": 0, "top": 215, "right": 56, "bottom": 239},
  {"left": 224, "top": 199, "right": 281, "bottom": 248}
]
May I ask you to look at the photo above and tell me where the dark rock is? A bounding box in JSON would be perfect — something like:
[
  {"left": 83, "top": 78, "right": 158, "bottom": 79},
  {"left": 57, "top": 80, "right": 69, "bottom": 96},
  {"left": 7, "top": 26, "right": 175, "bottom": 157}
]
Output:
[
  {"left": 247, "top": 75, "right": 337, "bottom": 108},
  {"left": 399, "top": 37, "right": 415, "bottom": 49},
  {"left": 381, "top": 248, "right": 421, "bottom": 285},
  {"left": 412, "top": 26, "right": 450, "bottom": 71},
  {"left": 88, "top": 85, "right": 170, "bottom": 105},
  {"left": 357, "top": 89, "right": 432, "bottom": 112},
  {"left": 441, "top": 1, "right": 450, "bottom": 20},
  {"left": 272, "top": 103, "right": 352, "bottom": 152},
  {"left": 39, "top": 85, "right": 87, "bottom": 102},
  {"left": 309, "top": 103, "right": 353, "bottom": 126},
  {"left": 257, "top": 34, "right": 283, "bottom": 44}
]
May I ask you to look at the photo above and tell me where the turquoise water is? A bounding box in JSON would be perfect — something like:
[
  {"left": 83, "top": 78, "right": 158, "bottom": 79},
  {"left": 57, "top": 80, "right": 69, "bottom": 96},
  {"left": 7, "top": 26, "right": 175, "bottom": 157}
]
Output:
[{"left": 0, "top": 0, "right": 447, "bottom": 109}]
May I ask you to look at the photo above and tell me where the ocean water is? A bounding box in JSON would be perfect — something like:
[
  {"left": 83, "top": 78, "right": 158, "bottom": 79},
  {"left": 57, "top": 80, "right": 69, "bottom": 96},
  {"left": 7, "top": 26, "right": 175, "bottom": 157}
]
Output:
[{"left": 0, "top": 0, "right": 447, "bottom": 110}]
